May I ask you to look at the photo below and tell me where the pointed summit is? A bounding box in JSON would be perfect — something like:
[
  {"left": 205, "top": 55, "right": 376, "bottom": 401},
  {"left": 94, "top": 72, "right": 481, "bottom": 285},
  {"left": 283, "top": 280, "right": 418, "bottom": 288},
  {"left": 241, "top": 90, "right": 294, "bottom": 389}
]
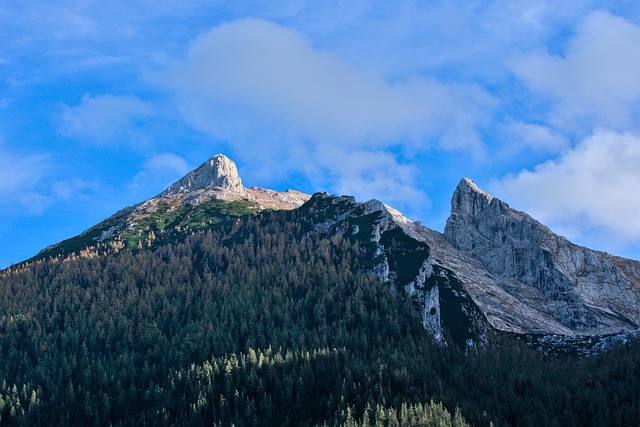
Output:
[
  {"left": 156, "top": 153, "right": 309, "bottom": 209},
  {"left": 161, "top": 153, "right": 244, "bottom": 197},
  {"left": 444, "top": 178, "right": 512, "bottom": 251},
  {"left": 444, "top": 177, "right": 640, "bottom": 334},
  {"left": 450, "top": 178, "right": 494, "bottom": 218}
]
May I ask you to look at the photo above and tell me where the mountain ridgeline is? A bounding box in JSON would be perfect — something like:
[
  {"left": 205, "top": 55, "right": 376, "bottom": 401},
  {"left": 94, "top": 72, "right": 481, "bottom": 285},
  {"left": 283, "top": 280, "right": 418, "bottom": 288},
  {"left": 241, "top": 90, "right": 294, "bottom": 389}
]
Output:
[
  {"left": 444, "top": 178, "right": 640, "bottom": 335},
  {"left": 2, "top": 154, "right": 640, "bottom": 425}
]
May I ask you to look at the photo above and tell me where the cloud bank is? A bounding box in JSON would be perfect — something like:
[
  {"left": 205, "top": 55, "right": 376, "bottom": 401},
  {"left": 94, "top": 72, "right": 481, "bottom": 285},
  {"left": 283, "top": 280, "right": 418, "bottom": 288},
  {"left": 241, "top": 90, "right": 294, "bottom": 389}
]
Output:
[
  {"left": 513, "top": 10, "right": 640, "bottom": 132},
  {"left": 0, "top": 143, "right": 50, "bottom": 213},
  {"left": 166, "top": 18, "right": 493, "bottom": 213},
  {"left": 493, "top": 130, "right": 640, "bottom": 251},
  {"left": 59, "top": 94, "right": 155, "bottom": 144}
]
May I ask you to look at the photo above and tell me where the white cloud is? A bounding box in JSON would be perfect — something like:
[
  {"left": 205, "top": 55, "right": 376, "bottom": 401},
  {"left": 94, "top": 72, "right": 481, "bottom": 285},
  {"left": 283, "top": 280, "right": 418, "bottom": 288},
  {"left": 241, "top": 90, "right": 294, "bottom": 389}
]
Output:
[
  {"left": 168, "top": 18, "right": 492, "bottom": 148},
  {"left": 311, "top": 146, "right": 430, "bottom": 217},
  {"left": 281, "top": 1, "right": 597, "bottom": 82},
  {"left": 0, "top": 143, "right": 51, "bottom": 213},
  {"left": 504, "top": 121, "right": 570, "bottom": 153},
  {"left": 512, "top": 10, "right": 640, "bottom": 131},
  {"left": 144, "top": 153, "right": 189, "bottom": 174},
  {"left": 166, "top": 18, "right": 494, "bottom": 213},
  {"left": 0, "top": 142, "right": 110, "bottom": 214},
  {"left": 492, "top": 130, "right": 640, "bottom": 252},
  {"left": 59, "top": 94, "right": 154, "bottom": 144},
  {"left": 0, "top": 150, "right": 46, "bottom": 195}
]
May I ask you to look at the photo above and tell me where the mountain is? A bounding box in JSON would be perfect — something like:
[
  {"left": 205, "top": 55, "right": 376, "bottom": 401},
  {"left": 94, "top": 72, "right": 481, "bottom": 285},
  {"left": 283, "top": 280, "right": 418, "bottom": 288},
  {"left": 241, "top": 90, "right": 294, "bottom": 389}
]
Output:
[
  {"left": 292, "top": 175, "right": 640, "bottom": 340},
  {"left": 158, "top": 153, "right": 310, "bottom": 209},
  {"left": 34, "top": 154, "right": 310, "bottom": 261},
  {"left": 443, "top": 178, "right": 640, "bottom": 335},
  {"left": 4, "top": 153, "right": 640, "bottom": 426},
  {"left": 292, "top": 192, "right": 489, "bottom": 348},
  {"left": 28, "top": 155, "right": 640, "bottom": 342}
]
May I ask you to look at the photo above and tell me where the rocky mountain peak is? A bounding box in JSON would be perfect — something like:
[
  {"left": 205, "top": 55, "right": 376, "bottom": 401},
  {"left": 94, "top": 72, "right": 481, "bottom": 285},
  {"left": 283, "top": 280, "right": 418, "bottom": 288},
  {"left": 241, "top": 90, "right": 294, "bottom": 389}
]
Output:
[
  {"left": 452, "top": 178, "right": 492, "bottom": 212},
  {"left": 160, "top": 153, "right": 244, "bottom": 197},
  {"left": 149, "top": 153, "right": 310, "bottom": 211},
  {"left": 445, "top": 179, "right": 513, "bottom": 252},
  {"left": 443, "top": 178, "right": 640, "bottom": 334}
]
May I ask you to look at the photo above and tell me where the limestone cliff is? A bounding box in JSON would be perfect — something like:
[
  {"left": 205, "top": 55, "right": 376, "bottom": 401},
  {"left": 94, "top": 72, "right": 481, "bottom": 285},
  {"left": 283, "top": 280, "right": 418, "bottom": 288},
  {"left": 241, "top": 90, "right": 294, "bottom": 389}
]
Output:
[
  {"left": 158, "top": 154, "right": 309, "bottom": 210},
  {"left": 443, "top": 178, "right": 640, "bottom": 334},
  {"left": 298, "top": 192, "right": 489, "bottom": 347},
  {"left": 161, "top": 153, "right": 244, "bottom": 196}
]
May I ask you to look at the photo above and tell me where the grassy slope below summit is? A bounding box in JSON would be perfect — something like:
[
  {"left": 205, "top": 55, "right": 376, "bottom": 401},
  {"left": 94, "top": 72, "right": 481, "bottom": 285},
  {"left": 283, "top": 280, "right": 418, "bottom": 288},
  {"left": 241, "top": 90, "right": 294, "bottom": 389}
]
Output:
[{"left": 29, "top": 199, "right": 260, "bottom": 263}]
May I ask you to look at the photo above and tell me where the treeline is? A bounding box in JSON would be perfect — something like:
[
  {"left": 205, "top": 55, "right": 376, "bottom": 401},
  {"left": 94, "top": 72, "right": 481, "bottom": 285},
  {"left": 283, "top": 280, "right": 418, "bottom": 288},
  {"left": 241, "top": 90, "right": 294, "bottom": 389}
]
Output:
[{"left": 0, "top": 209, "right": 639, "bottom": 425}]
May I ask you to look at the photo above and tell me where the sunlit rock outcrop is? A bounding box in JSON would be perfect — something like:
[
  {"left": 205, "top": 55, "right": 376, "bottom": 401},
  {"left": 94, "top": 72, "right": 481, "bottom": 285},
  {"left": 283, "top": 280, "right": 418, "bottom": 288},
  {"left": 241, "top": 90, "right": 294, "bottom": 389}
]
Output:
[{"left": 443, "top": 178, "right": 640, "bottom": 334}]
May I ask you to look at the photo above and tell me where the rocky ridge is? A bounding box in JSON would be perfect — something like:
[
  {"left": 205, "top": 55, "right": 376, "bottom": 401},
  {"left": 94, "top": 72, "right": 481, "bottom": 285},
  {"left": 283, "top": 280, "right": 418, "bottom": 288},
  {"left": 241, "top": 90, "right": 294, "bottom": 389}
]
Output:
[
  {"left": 36, "top": 154, "right": 310, "bottom": 258},
  {"left": 338, "top": 177, "right": 640, "bottom": 340},
  {"left": 32, "top": 154, "right": 640, "bottom": 346},
  {"left": 299, "top": 192, "right": 489, "bottom": 347},
  {"left": 442, "top": 178, "right": 640, "bottom": 335},
  {"left": 158, "top": 153, "right": 310, "bottom": 210},
  {"left": 115, "top": 154, "right": 311, "bottom": 243},
  {"left": 161, "top": 153, "right": 244, "bottom": 196}
]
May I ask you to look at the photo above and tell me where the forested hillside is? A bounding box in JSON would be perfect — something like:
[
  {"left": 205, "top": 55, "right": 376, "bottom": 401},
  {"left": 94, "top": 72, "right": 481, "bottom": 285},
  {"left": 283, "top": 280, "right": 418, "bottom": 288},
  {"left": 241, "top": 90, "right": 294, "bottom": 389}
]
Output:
[{"left": 1, "top": 206, "right": 640, "bottom": 426}]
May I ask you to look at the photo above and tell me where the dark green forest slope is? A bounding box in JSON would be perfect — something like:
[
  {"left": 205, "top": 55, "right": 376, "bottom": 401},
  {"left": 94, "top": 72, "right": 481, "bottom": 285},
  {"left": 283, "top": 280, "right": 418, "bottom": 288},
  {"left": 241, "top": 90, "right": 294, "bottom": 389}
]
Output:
[{"left": 1, "top": 202, "right": 640, "bottom": 425}]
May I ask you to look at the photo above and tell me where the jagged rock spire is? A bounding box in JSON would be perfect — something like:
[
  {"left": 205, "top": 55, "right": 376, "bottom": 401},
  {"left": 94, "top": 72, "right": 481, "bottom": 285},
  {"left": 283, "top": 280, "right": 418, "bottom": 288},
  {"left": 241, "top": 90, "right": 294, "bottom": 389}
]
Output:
[
  {"left": 443, "top": 177, "right": 640, "bottom": 333},
  {"left": 161, "top": 153, "right": 244, "bottom": 196},
  {"left": 444, "top": 178, "right": 511, "bottom": 252},
  {"left": 450, "top": 178, "right": 493, "bottom": 217}
]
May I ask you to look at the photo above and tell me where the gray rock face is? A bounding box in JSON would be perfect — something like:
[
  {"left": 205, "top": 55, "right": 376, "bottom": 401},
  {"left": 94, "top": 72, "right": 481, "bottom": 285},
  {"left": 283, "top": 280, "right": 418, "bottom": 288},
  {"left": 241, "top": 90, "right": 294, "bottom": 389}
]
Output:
[
  {"left": 157, "top": 154, "right": 309, "bottom": 210},
  {"left": 444, "top": 178, "right": 640, "bottom": 334},
  {"left": 421, "top": 285, "right": 444, "bottom": 343},
  {"left": 301, "top": 192, "right": 488, "bottom": 346},
  {"left": 161, "top": 154, "right": 244, "bottom": 196}
]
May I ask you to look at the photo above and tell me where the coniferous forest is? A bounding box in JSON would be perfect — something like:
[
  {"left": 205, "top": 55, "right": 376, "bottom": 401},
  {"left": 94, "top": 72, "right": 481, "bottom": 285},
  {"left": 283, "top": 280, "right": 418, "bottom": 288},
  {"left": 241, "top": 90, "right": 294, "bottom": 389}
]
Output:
[{"left": 1, "top": 208, "right": 640, "bottom": 425}]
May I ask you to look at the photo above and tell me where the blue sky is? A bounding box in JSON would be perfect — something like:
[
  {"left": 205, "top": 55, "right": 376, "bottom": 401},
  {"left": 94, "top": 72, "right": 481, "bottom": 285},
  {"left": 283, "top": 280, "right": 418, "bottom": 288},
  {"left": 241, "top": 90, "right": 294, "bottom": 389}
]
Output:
[{"left": 2, "top": 1, "right": 640, "bottom": 267}]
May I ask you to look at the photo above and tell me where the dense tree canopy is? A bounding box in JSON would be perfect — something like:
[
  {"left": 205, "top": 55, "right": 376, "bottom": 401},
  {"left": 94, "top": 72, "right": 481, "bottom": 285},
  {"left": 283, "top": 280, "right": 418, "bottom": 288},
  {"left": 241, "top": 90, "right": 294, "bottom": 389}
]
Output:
[{"left": 1, "top": 208, "right": 639, "bottom": 425}]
